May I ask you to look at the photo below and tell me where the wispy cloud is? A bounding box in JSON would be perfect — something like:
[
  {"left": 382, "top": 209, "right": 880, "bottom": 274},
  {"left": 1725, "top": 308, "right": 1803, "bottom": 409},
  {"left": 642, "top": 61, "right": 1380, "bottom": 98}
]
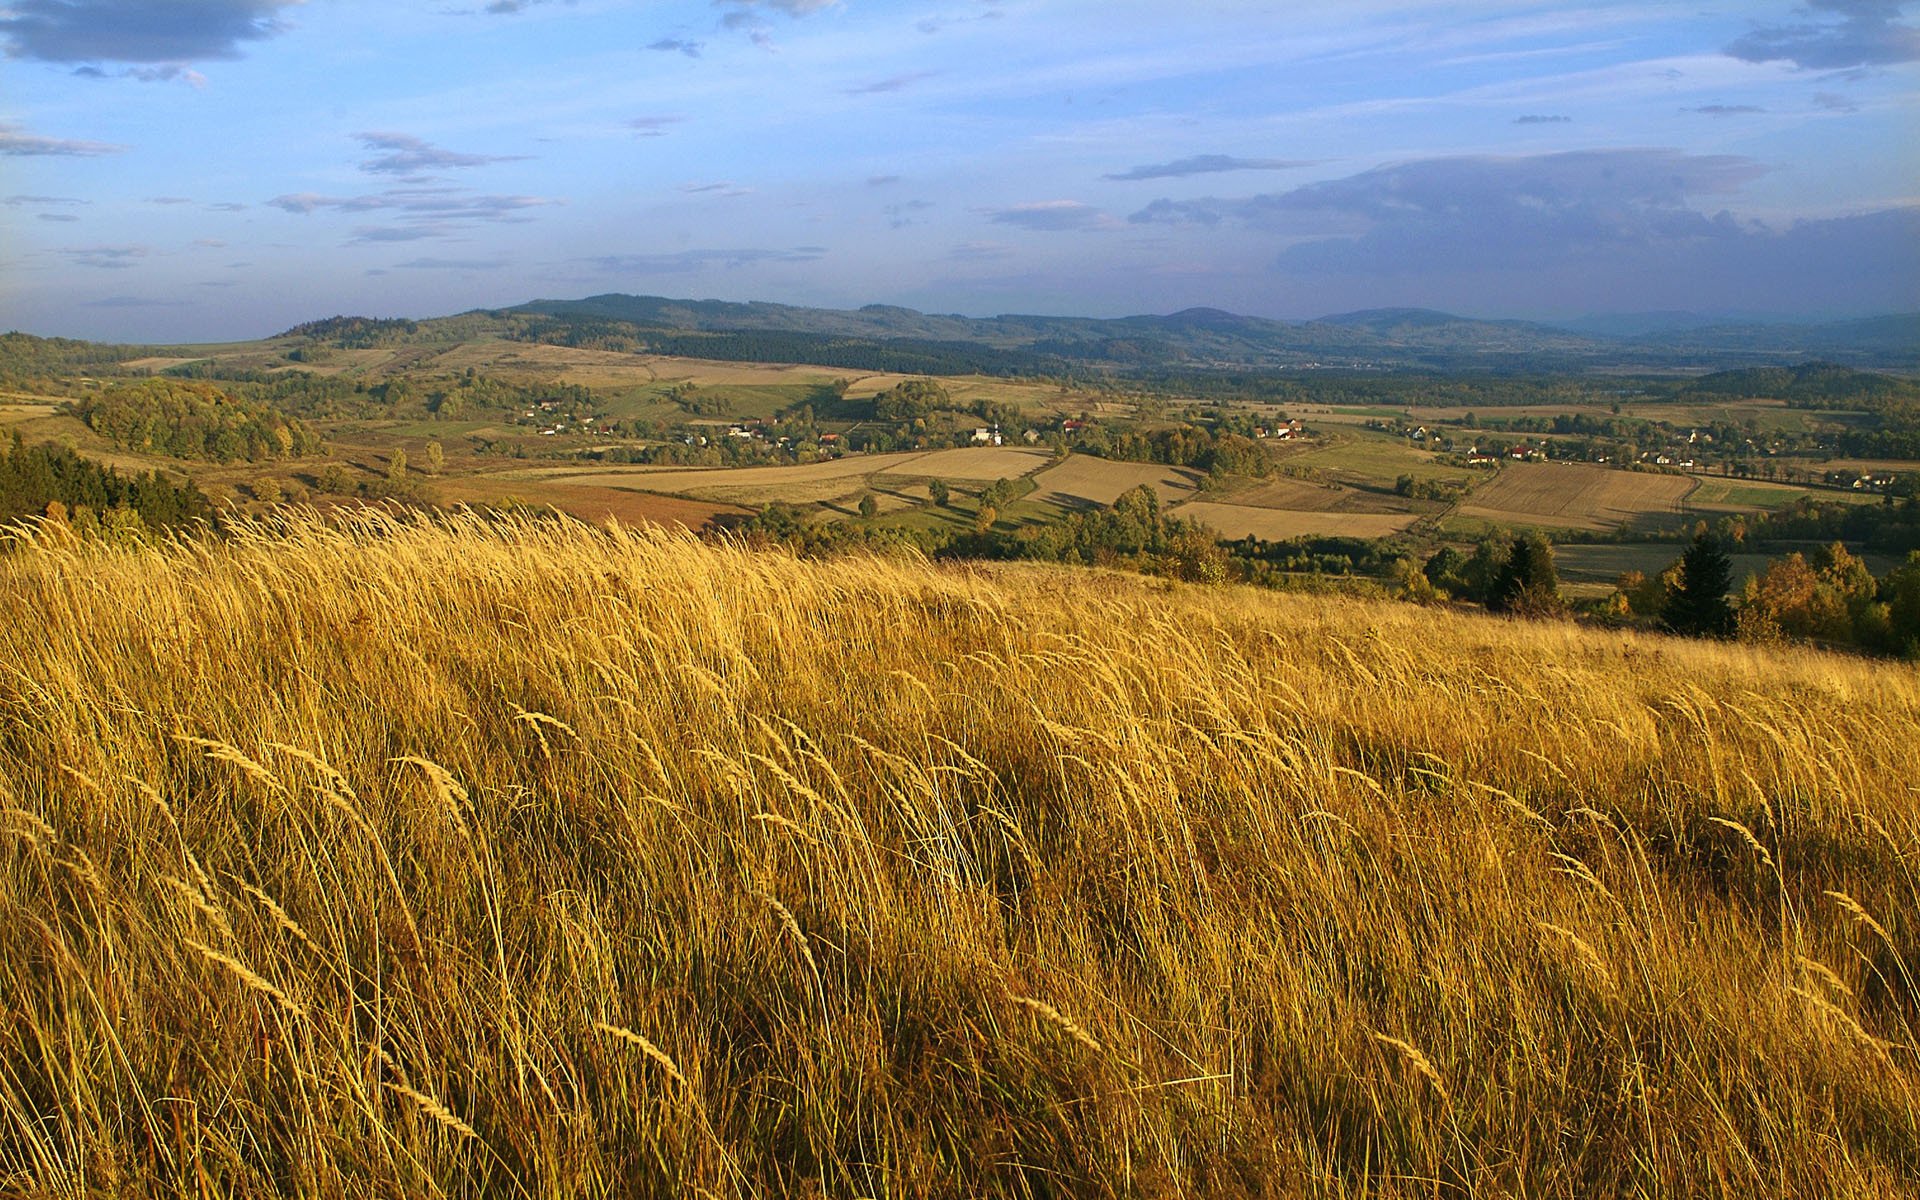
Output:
[
  {"left": 393, "top": 257, "right": 509, "bottom": 269},
  {"left": 680, "top": 181, "right": 753, "bottom": 196},
  {"left": 948, "top": 240, "right": 1015, "bottom": 261},
  {"left": 81, "top": 295, "right": 185, "bottom": 308},
  {"left": 985, "top": 200, "right": 1121, "bottom": 232},
  {"left": 0, "top": 0, "right": 299, "bottom": 65},
  {"left": 1104, "top": 155, "right": 1309, "bottom": 182},
  {"left": 269, "top": 188, "right": 559, "bottom": 227},
  {"left": 648, "top": 38, "right": 702, "bottom": 57},
  {"left": 63, "top": 245, "right": 149, "bottom": 269},
  {"left": 72, "top": 62, "right": 209, "bottom": 85},
  {"left": 1513, "top": 114, "right": 1572, "bottom": 125},
  {"left": 626, "top": 115, "right": 685, "bottom": 137},
  {"left": 722, "top": 0, "right": 840, "bottom": 15},
  {"left": 38, "top": 213, "right": 81, "bottom": 222},
  {"left": 885, "top": 199, "right": 934, "bottom": 228},
  {"left": 347, "top": 226, "right": 447, "bottom": 244},
  {"left": 843, "top": 71, "right": 938, "bottom": 96},
  {"left": 1685, "top": 104, "right": 1765, "bottom": 116},
  {"left": 1813, "top": 90, "right": 1862, "bottom": 112},
  {"left": 588, "top": 246, "right": 827, "bottom": 273},
  {"left": 0, "top": 123, "right": 124, "bottom": 156},
  {"left": 1130, "top": 150, "right": 1788, "bottom": 276},
  {"left": 4, "top": 194, "right": 87, "bottom": 206},
  {"left": 355, "top": 132, "right": 527, "bottom": 175},
  {"left": 1726, "top": 0, "right": 1920, "bottom": 69}
]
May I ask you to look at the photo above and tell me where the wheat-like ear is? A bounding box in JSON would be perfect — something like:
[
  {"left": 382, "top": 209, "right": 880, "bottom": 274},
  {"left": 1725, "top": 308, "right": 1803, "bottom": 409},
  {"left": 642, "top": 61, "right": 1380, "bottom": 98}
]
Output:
[
  {"left": 751, "top": 810, "right": 822, "bottom": 848},
  {"left": 224, "top": 870, "right": 324, "bottom": 959},
  {"left": 761, "top": 893, "right": 820, "bottom": 983},
  {"left": 175, "top": 734, "right": 286, "bottom": 795},
  {"left": 1825, "top": 890, "right": 1892, "bottom": 945},
  {"left": 594, "top": 1022, "right": 693, "bottom": 1092},
  {"left": 1373, "top": 1033, "right": 1449, "bottom": 1102},
  {"left": 184, "top": 938, "right": 307, "bottom": 1019},
  {"left": 1796, "top": 954, "right": 1853, "bottom": 998},
  {"left": 263, "top": 741, "right": 355, "bottom": 798},
  {"left": 1536, "top": 921, "right": 1615, "bottom": 991},
  {"left": 1008, "top": 993, "right": 1102, "bottom": 1054},
  {"left": 1706, "top": 816, "right": 1775, "bottom": 870},
  {"left": 391, "top": 755, "right": 471, "bottom": 835},
  {"left": 384, "top": 1082, "right": 478, "bottom": 1139}
]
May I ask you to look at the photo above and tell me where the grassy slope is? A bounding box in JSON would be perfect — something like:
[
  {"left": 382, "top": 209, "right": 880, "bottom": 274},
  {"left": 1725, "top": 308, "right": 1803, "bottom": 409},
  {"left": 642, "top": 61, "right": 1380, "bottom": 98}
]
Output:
[{"left": 1, "top": 514, "right": 1917, "bottom": 1197}]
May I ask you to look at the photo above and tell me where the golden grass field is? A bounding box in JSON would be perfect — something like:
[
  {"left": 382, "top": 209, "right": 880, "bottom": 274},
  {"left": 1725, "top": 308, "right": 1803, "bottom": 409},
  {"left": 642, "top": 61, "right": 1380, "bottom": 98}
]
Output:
[
  {"left": 2, "top": 512, "right": 1918, "bottom": 1197},
  {"left": 1455, "top": 462, "right": 1695, "bottom": 531}
]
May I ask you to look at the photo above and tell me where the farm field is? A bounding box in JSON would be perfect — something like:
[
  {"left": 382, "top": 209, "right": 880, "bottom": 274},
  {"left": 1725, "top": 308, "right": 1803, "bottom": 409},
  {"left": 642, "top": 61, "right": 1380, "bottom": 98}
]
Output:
[
  {"left": 1221, "top": 475, "right": 1420, "bottom": 514},
  {"left": 1172, "top": 500, "right": 1420, "bottom": 540},
  {"left": 502, "top": 447, "right": 1053, "bottom": 509},
  {"left": 1454, "top": 462, "right": 1694, "bottom": 531},
  {"left": 1282, "top": 428, "right": 1481, "bottom": 487},
  {"left": 1025, "top": 455, "right": 1201, "bottom": 508},
  {"left": 426, "top": 475, "right": 749, "bottom": 528},
  {"left": 1683, "top": 476, "right": 1851, "bottom": 512}
]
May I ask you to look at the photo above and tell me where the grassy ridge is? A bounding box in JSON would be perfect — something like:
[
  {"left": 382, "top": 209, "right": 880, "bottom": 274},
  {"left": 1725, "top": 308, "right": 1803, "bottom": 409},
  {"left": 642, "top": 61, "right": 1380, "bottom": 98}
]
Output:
[{"left": 1, "top": 513, "right": 1917, "bottom": 1197}]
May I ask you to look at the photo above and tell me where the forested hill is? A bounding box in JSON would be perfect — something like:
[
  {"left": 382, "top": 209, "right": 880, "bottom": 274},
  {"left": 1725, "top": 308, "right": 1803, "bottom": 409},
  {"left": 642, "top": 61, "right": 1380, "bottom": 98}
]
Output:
[
  {"left": 495, "top": 295, "right": 1919, "bottom": 374},
  {"left": 8, "top": 299, "right": 1916, "bottom": 379}
]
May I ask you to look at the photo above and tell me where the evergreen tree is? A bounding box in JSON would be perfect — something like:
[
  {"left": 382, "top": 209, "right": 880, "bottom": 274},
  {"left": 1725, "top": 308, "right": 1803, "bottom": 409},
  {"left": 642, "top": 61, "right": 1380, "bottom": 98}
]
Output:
[
  {"left": 1663, "top": 533, "right": 1736, "bottom": 637},
  {"left": 1488, "top": 534, "right": 1560, "bottom": 614}
]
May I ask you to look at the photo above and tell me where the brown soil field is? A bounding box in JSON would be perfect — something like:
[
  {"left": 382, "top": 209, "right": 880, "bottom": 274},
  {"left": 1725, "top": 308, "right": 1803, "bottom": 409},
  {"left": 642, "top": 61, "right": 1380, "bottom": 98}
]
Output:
[
  {"left": 517, "top": 448, "right": 1052, "bottom": 508},
  {"left": 1455, "top": 462, "right": 1693, "bottom": 531},
  {"left": 876, "top": 447, "right": 1051, "bottom": 481},
  {"left": 1172, "top": 501, "right": 1420, "bottom": 540},
  {"left": 430, "top": 474, "right": 747, "bottom": 529},
  {"left": 1027, "top": 457, "right": 1202, "bottom": 508}
]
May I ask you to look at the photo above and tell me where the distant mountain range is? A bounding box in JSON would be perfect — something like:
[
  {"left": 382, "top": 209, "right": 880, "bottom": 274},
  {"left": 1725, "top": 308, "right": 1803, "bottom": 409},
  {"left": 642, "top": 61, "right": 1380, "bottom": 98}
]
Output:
[{"left": 493, "top": 294, "right": 1920, "bottom": 374}]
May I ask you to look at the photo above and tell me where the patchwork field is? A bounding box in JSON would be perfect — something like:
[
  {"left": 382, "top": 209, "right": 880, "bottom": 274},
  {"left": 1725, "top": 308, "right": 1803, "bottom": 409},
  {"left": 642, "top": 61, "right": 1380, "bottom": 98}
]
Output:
[
  {"left": 501, "top": 447, "right": 1053, "bottom": 509},
  {"left": 1455, "top": 462, "right": 1693, "bottom": 531},
  {"left": 1683, "top": 477, "right": 1845, "bottom": 512},
  {"left": 1171, "top": 501, "right": 1421, "bottom": 541},
  {"left": 1026, "top": 456, "right": 1201, "bottom": 508}
]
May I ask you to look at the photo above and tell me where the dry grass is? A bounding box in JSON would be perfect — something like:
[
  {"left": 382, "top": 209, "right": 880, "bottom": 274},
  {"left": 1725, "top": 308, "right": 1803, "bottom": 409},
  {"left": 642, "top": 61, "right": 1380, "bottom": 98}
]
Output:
[{"left": 1, "top": 509, "right": 1917, "bottom": 1197}]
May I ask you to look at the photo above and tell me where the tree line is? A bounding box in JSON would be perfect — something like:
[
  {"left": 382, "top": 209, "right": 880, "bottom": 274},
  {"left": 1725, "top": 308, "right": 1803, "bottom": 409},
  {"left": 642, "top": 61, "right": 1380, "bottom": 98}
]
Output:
[
  {"left": 73, "top": 379, "right": 324, "bottom": 463},
  {"left": 0, "top": 434, "right": 208, "bottom": 533}
]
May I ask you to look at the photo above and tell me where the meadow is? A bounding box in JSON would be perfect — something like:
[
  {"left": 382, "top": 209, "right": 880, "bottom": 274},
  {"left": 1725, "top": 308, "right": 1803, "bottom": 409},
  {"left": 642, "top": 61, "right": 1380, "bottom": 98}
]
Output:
[{"left": 1, "top": 510, "right": 1916, "bottom": 1197}]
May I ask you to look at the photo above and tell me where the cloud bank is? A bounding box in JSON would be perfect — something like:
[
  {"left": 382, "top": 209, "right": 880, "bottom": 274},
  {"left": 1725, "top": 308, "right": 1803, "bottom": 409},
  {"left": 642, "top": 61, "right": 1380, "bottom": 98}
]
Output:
[{"left": 0, "top": 0, "right": 301, "bottom": 64}]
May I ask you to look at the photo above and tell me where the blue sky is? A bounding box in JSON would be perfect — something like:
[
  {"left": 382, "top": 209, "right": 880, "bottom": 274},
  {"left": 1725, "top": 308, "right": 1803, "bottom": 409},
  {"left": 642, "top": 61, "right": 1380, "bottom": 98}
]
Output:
[{"left": 2, "top": 0, "right": 1917, "bottom": 341}]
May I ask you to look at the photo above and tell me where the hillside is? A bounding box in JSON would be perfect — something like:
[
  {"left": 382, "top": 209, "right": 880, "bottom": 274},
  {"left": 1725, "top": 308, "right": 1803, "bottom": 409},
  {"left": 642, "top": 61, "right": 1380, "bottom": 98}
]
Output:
[
  {"left": 526, "top": 295, "right": 1920, "bottom": 372},
  {"left": 494, "top": 296, "right": 1920, "bottom": 373},
  {"left": 2, "top": 513, "right": 1916, "bottom": 1196}
]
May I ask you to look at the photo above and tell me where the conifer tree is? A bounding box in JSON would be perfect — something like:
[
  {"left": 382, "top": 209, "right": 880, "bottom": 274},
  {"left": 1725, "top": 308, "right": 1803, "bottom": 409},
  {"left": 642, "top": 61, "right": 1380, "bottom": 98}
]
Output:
[{"left": 1664, "top": 533, "right": 1736, "bottom": 637}]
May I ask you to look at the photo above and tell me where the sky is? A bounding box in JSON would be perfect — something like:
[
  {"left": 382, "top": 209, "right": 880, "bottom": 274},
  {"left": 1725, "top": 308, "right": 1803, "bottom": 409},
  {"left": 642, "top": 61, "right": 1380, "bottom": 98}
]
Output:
[{"left": 2, "top": 0, "right": 1917, "bottom": 342}]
